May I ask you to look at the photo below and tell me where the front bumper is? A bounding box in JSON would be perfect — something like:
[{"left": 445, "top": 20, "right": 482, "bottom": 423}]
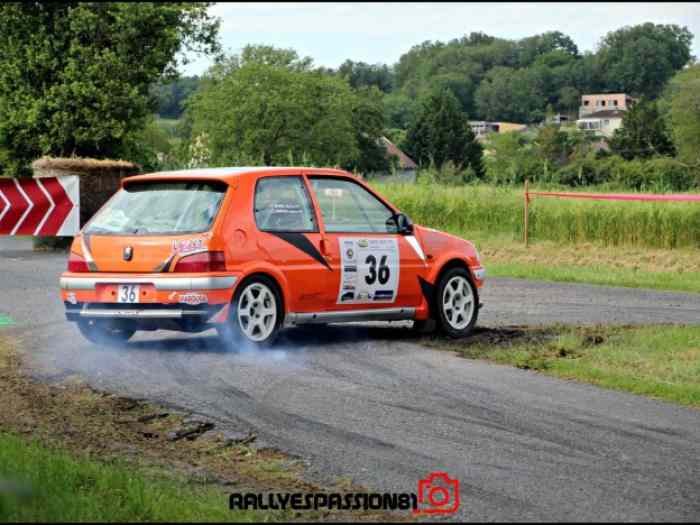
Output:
[{"left": 472, "top": 266, "right": 486, "bottom": 284}]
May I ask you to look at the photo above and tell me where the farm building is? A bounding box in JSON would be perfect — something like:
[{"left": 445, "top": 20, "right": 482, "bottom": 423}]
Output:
[{"left": 380, "top": 136, "right": 417, "bottom": 180}]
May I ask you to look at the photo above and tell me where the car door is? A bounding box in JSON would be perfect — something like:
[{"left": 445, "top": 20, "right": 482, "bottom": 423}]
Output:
[
  {"left": 306, "top": 175, "right": 426, "bottom": 311},
  {"left": 252, "top": 175, "right": 329, "bottom": 313}
]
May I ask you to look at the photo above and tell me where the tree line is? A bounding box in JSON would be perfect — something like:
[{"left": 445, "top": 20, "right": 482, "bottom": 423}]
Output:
[
  {"left": 0, "top": 3, "right": 696, "bottom": 185},
  {"left": 155, "top": 24, "right": 693, "bottom": 126}
]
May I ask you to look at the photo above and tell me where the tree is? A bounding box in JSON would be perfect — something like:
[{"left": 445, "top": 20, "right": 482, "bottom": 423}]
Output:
[
  {"left": 343, "top": 87, "right": 389, "bottom": 174},
  {"left": 337, "top": 60, "right": 394, "bottom": 93},
  {"left": 240, "top": 44, "right": 314, "bottom": 71},
  {"left": 609, "top": 99, "right": 675, "bottom": 160},
  {"left": 595, "top": 23, "right": 693, "bottom": 99},
  {"left": 516, "top": 31, "right": 579, "bottom": 67},
  {"left": 535, "top": 125, "right": 572, "bottom": 166},
  {"left": 557, "top": 86, "right": 581, "bottom": 113},
  {"left": 206, "top": 44, "right": 314, "bottom": 80},
  {"left": 152, "top": 76, "right": 201, "bottom": 119},
  {"left": 474, "top": 67, "right": 546, "bottom": 123},
  {"left": 405, "top": 89, "right": 484, "bottom": 177},
  {"left": 383, "top": 92, "right": 418, "bottom": 130},
  {"left": 484, "top": 132, "right": 540, "bottom": 185},
  {"left": 187, "top": 61, "right": 358, "bottom": 166},
  {"left": 0, "top": 3, "right": 219, "bottom": 175},
  {"left": 662, "top": 63, "right": 700, "bottom": 168}
]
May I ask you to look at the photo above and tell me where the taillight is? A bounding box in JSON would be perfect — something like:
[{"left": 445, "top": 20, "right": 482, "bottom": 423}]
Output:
[
  {"left": 173, "top": 251, "right": 226, "bottom": 272},
  {"left": 67, "top": 252, "right": 90, "bottom": 272}
]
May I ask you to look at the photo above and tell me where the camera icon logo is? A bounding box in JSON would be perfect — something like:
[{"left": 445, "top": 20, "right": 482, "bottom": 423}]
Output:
[{"left": 415, "top": 471, "right": 460, "bottom": 515}]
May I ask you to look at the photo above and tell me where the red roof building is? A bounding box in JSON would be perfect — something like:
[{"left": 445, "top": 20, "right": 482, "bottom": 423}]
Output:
[{"left": 380, "top": 136, "right": 417, "bottom": 170}]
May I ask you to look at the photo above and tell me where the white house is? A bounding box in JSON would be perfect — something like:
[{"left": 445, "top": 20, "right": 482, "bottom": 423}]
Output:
[{"left": 576, "top": 109, "right": 625, "bottom": 138}]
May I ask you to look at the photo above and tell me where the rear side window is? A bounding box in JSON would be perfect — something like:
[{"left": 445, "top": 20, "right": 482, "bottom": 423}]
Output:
[
  {"left": 254, "top": 176, "right": 317, "bottom": 232},
  {"left": 309, "top": 177, "right": 397, "bottom": 233},
  {"left": 84, "top": 181, "right": 226, "bottom": 235}
]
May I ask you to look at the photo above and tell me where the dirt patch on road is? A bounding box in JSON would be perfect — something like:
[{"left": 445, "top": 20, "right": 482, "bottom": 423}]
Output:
[
  {"left": 0, "top": 337, "right": 410, "bottom": 522},
  {"left": 424, "top": 325, "right": 560, "bottom": 350}
]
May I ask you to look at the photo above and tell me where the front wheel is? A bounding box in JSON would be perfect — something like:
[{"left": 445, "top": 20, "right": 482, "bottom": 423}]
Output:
[
  {"left": 435, "top": 268, "right": 479, "bottom": 338},
  {"left": 77, "top": 319, "right": 136, "bottom": 346},
  {"left": 217, "top": 276, "right": 283, "bottom": 347}
]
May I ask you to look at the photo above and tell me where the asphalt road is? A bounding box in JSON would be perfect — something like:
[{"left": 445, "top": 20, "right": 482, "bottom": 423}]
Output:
[{"left": 1, "top": 240, "right": 699, "bottom": 522}]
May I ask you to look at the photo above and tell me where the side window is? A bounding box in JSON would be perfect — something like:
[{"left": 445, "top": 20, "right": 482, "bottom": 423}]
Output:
[
  {"left": 254, "top": 176, "right": 317, "bottom": 232},
  {"left": 309, "top": 177, "right": 397, "bottom": 233}
]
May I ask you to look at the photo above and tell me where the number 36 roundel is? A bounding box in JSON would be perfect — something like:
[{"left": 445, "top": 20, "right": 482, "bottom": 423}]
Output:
[{"left": 337, "top": 237, "right": 399, "bottom": 304}]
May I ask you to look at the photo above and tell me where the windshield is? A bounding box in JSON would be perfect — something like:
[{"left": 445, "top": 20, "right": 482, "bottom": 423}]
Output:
[{"left": 85, "top": 182, "right": 227, "bottom": 235}]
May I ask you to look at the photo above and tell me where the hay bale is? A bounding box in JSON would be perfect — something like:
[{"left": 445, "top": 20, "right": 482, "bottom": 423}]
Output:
[
  {"left": 32, "top": 157, "right": 141, "bottom": 251},
  {"left": 31, "top": 157, "right": 140, "bottom": 174}
]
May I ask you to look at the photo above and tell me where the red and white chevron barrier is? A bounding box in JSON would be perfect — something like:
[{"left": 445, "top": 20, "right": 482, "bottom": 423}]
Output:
[{"left": 0, "top": 176, "right": 79, "bottom": 236}]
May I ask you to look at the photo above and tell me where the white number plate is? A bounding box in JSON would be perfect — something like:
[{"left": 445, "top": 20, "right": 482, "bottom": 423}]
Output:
[{"left": 117, "top": 284, "right": 140, "bottom": 304}]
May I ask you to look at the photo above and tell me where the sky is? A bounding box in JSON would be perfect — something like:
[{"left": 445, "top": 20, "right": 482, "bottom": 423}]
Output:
[{"left": 180, "top": 2, "right": 700, "bottom": 75}]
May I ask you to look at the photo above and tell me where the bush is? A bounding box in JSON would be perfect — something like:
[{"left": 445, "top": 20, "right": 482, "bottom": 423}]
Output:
[
  {"left": 532, "top": 153, "right": 697, "bottom": 192},
  {"left": 554, "top": 154, "right": 605, "bottom": 186},
  {"left": 416, "top": 161, "right": 479, "bottom": 185},
  {"left": 485, "top": 133, "right": 542, "bottom": 185}
]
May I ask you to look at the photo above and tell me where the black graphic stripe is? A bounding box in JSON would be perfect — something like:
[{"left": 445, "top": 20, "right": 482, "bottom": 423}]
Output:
[
  {"left": 418, "top": 276, "right": 436, "bottom": 316},
  {"left": 154, "top": 252, "right": 176, "bottom": 273},
  {"left": 269, "top": 232, "right": 331, "bottom": 270}
]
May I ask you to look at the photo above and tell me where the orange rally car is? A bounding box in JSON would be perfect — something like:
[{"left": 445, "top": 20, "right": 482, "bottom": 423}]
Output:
[{"left": 60, "top": 167, "right": 486, "bottom": 346}]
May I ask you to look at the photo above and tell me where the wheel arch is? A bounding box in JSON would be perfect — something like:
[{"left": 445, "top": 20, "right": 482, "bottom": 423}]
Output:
[
  {"left": 422, "top": 257, "right": 478, "bottom": 320},
  {"left": 431, "top": 256, "right": 477, "bottom": 287},
  {"left": 234, "top": 271, "right": 287, "bottom": 316}
]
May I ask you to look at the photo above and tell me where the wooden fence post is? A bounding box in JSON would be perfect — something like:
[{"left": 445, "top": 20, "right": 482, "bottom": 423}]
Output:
[{"left": 524, "top": 179, "right": 529, "bottom": 247}]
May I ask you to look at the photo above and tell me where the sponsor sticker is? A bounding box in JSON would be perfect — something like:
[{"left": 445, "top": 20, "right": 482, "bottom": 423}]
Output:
[
  {"left": 66, "top": 292, "right": 78, "bottom": 305},
  {"left": 172, "top": 238, "right": 204, "bottom": 255},
  {"left": 324, "top": 188, "right": 344, "bottom": 198},
  {"left": 177, "top": 293, "right": 208, "bottom": 306}
]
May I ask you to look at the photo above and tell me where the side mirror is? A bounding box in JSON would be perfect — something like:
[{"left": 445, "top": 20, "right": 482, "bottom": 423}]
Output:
[{"left": 395, "top": 213, "right": 414, "bottom": 235}]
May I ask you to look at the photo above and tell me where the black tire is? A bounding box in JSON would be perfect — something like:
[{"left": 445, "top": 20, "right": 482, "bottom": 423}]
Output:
[
  {"left": 435, "top": 267, "right": 479, "bottom": 338},
  {"left": 217, "top": 275, "right": 283, "bottom": 348},
  {"left": 77, "top": 319, "right": 136, "bottom": 346}
]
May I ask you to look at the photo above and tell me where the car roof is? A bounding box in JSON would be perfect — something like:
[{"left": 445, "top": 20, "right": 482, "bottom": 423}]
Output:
[{"left": 123, "top": 166, "right": 351, "bottom": 186}]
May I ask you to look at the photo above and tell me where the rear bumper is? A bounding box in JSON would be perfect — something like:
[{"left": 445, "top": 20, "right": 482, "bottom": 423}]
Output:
[
  {"left": 60, "top": 275, "right": 237, "bottom": 291},
  {"left": 60, "top": 273, "right": 238, "bottom": 326},
  {"left": 67, "top": 304, "right": 217, "bottom": 320},
  {"left": 65, "top": 302, "right": 223, "bottom": 321}
]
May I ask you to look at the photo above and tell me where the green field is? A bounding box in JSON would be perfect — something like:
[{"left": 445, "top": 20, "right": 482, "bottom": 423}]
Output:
[
  {"left": 0, "top": 433, "right": 265, "bottom": 522},
  {"left": 373, "top": 182, "right": 700, "bottom": 249},
  {"left": 371, "top": 182, "right": 700, "bottom": 293},
  {"left": 427, "top": 325, "right": 700, "bottom": 408}
]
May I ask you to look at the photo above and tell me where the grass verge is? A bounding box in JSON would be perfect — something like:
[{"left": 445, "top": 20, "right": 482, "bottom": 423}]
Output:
[
  {"left": 424, "top": 325, "right": 700, "bottom": 408},
  {"left": 0, "top": 433, "right": 256, "bottom": 522},
  {"left": 475, "top": 237, "right": 700, "bottom": 293}
]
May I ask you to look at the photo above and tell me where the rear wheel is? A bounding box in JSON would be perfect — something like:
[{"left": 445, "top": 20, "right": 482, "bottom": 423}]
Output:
[
  {"left": 435, "top": 267, "right": 478, "bottom": 338},
  {"left": 77, "top": 319, "right": 136, "bottom": 346},
  {"left": 217, "top": 276, "right": 283, "bottom": 347}
]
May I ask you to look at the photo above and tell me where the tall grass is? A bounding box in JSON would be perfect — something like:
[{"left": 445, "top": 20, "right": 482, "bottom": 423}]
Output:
[{"left": 372, "top": 182, "right": 700, "bottom": 249}]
